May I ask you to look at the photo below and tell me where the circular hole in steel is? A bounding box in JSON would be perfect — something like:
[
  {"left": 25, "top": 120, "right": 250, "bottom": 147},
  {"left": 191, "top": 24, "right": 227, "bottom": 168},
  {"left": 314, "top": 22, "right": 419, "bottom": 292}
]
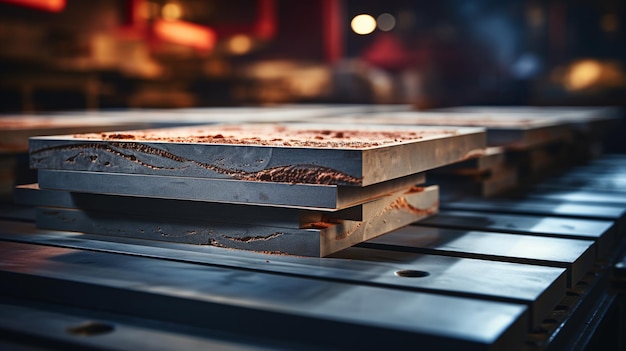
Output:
[
  {"left": 394, "top": 270, "right": 430, "bottom": 278},
  {"left": 67, "top": 321, "right": 115, "bottom": 336}
]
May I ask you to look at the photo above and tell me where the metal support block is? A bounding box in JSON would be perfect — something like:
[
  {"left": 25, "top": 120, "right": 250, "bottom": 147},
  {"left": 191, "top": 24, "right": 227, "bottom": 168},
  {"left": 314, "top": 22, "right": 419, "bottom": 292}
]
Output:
[
  {"left": 35, "top": 170, "right": 426, "bottom": 210},
  {"left": 35, "top": 185, "right": 439, "bottom": 257}
]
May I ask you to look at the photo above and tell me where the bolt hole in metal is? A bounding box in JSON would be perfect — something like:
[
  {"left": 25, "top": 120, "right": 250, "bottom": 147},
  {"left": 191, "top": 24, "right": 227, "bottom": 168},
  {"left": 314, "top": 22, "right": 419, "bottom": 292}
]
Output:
[
  {"left": 66, "top": 321, "right": 115, "bottom": 336},
  {"left": 394, "top": 270, "right": 430, "bottom": 278}
]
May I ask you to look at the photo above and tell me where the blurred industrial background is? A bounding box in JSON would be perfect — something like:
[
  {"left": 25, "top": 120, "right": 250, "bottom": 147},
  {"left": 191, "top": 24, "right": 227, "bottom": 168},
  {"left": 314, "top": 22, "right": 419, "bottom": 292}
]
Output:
[{"left": 0, "top": 0, "right": 624, "bottom": 141}]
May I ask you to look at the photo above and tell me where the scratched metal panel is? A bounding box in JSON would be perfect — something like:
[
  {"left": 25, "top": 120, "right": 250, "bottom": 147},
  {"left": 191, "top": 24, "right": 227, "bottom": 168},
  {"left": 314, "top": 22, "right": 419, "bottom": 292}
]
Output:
[
  {"left": 364, "top": 226, "right": 595, "bottom": 287},
  {"left": 35, "top": 170, "right": 426, "bottom": 210},
  {"left": 29, "top": 123, "right": 486, "bottom": 186},
  {"left": 417, "top": 210, "right": 616, "bottom": 260},
  {"left": 34, "top": 185, "right": 439, "bottom": 257},
  {"left": 0, "top": 241, "right": 529, "bottom": 350}
]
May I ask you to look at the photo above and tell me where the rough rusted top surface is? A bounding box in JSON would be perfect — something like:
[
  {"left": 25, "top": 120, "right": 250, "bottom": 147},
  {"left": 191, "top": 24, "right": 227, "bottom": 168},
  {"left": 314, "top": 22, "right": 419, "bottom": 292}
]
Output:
[{"left": 73, "top": 124, "right": 459, "bottom": 149}]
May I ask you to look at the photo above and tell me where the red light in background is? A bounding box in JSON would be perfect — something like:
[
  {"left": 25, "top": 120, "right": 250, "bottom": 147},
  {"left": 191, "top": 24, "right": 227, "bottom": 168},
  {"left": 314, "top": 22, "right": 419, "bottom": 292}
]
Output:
[
  {"left": 153, "top": 19, "right": 217, "bottom": 52},
  {"left": 255, "top": 0, "right": 276, "bottom": 40},
  {"left": 0, "top": 0, "right": 66, "bottom": 12}
]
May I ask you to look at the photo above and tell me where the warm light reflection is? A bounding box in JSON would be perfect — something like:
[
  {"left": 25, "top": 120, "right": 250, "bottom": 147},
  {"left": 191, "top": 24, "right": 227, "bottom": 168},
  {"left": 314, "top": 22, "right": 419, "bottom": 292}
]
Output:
[
  {"left": 162, "top": 2, "right": 182, "bottom": 21},
  {"left": 351, "top": 14, "right": 376, "bottom": 35},
  {"left": 565, "top": 60, "right": 602, "bottom": 90},
  {"left": 228, "top": 34, "right": 253, "bottom": 55},
  {"left": 153, "top": 19, "right": 217, "bottom": 51},
  {"left": 377, "top": 13, "right": 396, "bottom": 32},
  {"left": 0, "top": 0, "right": 65, "bottom": 12}
]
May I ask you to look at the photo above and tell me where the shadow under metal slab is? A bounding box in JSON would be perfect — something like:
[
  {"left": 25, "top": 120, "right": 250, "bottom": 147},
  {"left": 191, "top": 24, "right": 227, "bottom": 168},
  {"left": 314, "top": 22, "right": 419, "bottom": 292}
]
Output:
[
  {"left": 416, "top": 210, "right": 616, "bottom": 260},
  {"left": 0, "top": 221, "right": 564, "bottom": 330},
  {"left": 362, "top": 226, "right": 595, "bottom": 287},
  {"left": 430, "top": 166, "right": 519, "bottom": 199},
  {"left": 33, "top": 186, "right": 439, "bottom": 257},
  {"left": 29, "top": 123, "right": 486, "bottom": 187},
  {"left": 36, "top": 170, "right": 428, "bottom": 210},
  {"left": 0, "top": 240, "right": 529, "bottom": 351}
]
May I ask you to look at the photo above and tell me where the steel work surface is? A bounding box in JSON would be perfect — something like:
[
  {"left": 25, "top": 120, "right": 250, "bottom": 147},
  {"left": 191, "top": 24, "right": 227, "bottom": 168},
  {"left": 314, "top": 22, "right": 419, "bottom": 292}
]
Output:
[
  {"left": 29, "top": 123, "right": 486, "bottom": 187},
  {"left": 1, "top": 154, "right": 625, "bottom": 350},
  {"left": 440, "top": 197, "right": 626, "bottom": 237},
  {"left": 0, "top": 220, "right": 565, "bottom": 329},
  {"left": 417, "top": 210, "right": 616, "bottom": 260},
  {"left": 363, "top": 226, "right": 595, "bottom": 287},
  {"left": 0, "top": 240, "right": 529, "bottom": 351}
]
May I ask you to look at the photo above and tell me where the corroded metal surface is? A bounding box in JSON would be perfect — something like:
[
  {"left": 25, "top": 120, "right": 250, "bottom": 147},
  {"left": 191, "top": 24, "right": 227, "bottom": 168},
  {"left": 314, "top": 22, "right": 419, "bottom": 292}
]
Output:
[{"left": 29, "top": 123, "right": 485, "bottom": 186}]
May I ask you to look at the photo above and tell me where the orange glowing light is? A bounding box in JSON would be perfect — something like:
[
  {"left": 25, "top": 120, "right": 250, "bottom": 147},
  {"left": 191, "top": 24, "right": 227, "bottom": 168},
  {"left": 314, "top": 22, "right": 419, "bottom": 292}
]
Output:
[
  {"left": 153, "top": 19, "right": 216, "bottom": 51},
  {"left": 162, "top": 2, "right": 182, "bottom": 21},
  {"left": 0, "top": 0, "right": 65, "bottom": 12},
  {"left": 565, "top": 60, "right": 602, "bottom": 90},
  {"left": 228, "top": 34, "right": 253, "bottom": 55}
]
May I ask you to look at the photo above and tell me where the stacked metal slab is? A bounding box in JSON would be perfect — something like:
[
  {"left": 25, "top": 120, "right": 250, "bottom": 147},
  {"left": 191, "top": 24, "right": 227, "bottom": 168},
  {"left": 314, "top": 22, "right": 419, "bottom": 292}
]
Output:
[
  {"left": 432, "top": 106, "right": 621, "bottom": 179},
  {"left": 314, "top": 106, "right": 620, "bottom": 199},
  {"left": 21, "top": 122, "right": 486, "bottom": 256}
]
